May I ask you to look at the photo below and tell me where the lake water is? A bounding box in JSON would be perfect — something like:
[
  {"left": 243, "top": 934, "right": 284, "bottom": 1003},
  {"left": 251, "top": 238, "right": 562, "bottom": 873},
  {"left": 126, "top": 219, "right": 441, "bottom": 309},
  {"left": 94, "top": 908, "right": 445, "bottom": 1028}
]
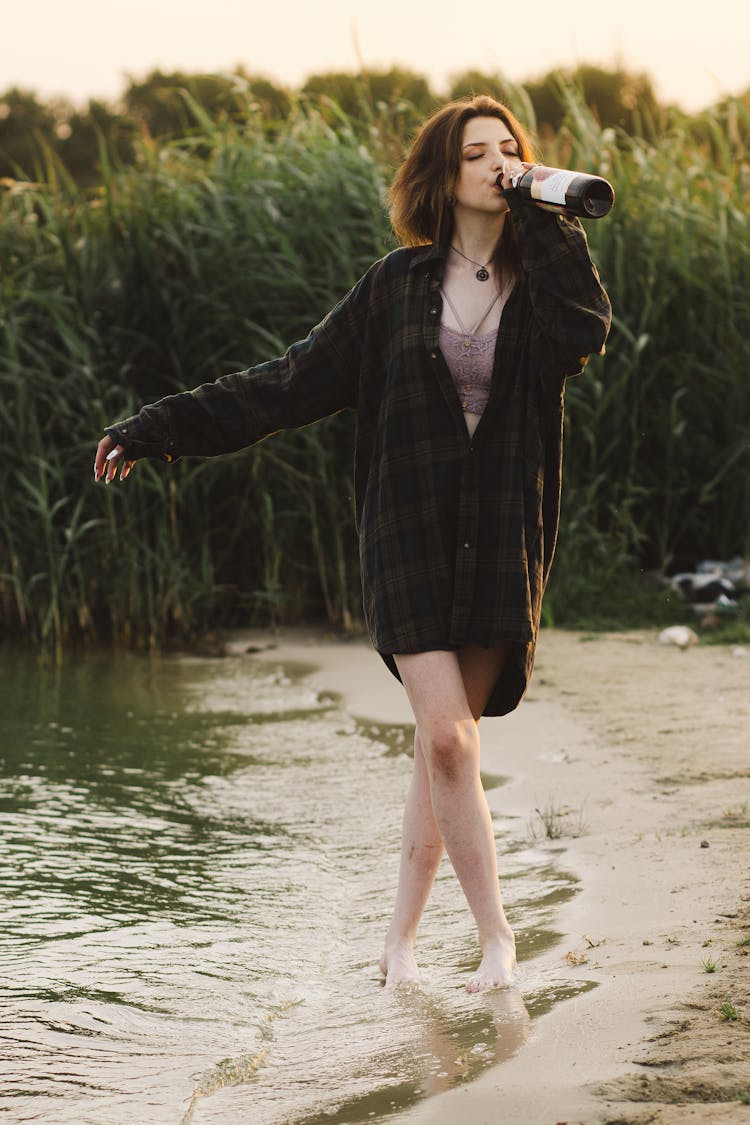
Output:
[{"left": 0, "top": 644, "right": 587, "bottom": 1124}]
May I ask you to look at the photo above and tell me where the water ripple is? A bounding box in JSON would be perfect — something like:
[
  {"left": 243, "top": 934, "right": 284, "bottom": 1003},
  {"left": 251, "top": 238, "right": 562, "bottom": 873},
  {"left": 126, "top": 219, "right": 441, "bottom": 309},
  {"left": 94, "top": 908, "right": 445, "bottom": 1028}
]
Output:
[{"left": 0, "top": 648, "right": 585, "bottom": 1123}]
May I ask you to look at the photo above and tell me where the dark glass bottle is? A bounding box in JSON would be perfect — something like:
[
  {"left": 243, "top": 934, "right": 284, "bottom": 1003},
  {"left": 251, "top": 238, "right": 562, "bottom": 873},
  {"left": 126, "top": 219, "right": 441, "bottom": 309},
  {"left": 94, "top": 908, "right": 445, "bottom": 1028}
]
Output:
[{"left": 499, "top": 165, "right": 615, "bottom": 218}]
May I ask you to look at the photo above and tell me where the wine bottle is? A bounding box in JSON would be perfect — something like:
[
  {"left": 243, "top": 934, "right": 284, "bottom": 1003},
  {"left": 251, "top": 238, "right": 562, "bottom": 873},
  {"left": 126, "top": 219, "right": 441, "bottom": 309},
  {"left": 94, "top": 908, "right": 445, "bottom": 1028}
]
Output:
[{"left": 499, "top": 165, "right": 615, "bottom": 218}]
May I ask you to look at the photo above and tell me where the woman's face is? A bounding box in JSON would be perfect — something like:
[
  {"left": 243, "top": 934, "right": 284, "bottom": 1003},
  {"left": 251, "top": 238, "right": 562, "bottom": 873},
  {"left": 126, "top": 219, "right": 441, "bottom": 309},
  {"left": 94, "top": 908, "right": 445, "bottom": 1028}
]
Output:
[{"left": 453, "top": 115, "right": 522, "bottom": 216}]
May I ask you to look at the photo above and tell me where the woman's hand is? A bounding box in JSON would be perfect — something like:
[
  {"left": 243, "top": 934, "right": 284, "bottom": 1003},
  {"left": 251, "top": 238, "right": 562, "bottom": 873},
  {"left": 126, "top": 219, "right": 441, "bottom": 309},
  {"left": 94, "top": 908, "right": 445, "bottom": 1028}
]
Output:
[
  {"left": 94, "top": 436, "right": 136, "bottom": 483},
  {"left": 498, "top": 158, "right": 534, "bottom": 191}
]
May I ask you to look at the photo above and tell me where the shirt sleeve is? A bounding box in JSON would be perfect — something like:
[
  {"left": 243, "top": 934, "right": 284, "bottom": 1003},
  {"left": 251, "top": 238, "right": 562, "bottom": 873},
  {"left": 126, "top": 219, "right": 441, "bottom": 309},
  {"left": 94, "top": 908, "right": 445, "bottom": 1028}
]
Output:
[
  {"left": 504, "top": 189, "right": 612, "bottom": 376},
  {"left": 105, "top": 262, "right": 378, "bottom": 462}
]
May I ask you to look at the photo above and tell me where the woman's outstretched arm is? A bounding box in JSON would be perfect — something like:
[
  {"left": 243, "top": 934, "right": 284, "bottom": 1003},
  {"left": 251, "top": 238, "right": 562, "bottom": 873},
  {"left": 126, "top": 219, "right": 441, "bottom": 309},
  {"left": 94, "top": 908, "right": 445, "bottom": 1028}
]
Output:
[{"left": 94, "top": 260, "right": 381, "bottom": 481}]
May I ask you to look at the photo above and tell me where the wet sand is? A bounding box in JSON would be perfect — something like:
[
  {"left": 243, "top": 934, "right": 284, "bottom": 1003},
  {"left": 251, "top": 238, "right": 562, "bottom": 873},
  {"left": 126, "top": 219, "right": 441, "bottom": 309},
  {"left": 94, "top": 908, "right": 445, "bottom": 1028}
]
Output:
[{"left": 230, "top": 627, "right": 750, "bottom": 1124}]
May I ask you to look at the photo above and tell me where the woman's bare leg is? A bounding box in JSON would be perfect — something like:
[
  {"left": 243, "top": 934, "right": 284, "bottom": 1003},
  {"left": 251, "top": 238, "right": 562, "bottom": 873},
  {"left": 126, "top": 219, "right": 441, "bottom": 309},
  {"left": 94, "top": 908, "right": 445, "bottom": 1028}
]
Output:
[
  {"left": 386, "top": 645, "right": 516, "bottom": 992},
  {"left": 380, "top": 730, "right": 444, "bottom": 986}
]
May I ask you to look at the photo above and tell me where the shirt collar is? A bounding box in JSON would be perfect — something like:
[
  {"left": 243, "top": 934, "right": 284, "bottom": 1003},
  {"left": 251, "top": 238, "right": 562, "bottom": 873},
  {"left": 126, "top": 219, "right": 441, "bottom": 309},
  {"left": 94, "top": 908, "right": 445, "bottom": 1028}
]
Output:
[
  {"left": 408, "top": 243, "right": 448, "bottom": 271},
  {"left": 409, "top": 243, "right": 448, "bottom": 290}
]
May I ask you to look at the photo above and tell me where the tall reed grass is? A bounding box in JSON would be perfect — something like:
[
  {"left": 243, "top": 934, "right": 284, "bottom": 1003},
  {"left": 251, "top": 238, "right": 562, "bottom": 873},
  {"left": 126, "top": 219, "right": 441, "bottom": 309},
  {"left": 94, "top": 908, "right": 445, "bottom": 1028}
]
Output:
[
  {"left": 541, "top": 90, "right": 750, "bottom": 624},
  {"left": 0, "top": 105, "right": 389, "bottom": 647},
  {"left": 1, "top": 90, "right": 748, "bottom": 645}
]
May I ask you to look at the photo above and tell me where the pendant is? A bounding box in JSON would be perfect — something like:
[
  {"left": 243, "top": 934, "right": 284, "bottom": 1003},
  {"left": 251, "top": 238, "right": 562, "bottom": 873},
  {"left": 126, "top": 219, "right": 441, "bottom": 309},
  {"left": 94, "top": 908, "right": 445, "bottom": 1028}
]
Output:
[{"left": 476, "top": 267, "right": 489, "bottom": 282}]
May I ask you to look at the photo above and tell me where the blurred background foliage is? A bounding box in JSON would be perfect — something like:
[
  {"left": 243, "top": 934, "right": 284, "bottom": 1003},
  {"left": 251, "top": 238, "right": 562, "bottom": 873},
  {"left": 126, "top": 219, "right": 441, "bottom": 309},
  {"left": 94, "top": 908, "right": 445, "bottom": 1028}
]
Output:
[
  {"left": 6, "top": 61, "right": 741, "bottom": 185},
  {"left": 1, "top": 65, "right": 748, "bottom": 648}
]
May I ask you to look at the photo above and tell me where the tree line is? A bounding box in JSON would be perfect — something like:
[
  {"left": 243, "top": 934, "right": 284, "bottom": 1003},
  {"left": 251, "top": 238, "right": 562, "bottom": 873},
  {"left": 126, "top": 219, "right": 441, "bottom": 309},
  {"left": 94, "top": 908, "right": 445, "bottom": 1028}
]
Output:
[{"left": 1, "top": 62, "right": 742, "bottom": 187}]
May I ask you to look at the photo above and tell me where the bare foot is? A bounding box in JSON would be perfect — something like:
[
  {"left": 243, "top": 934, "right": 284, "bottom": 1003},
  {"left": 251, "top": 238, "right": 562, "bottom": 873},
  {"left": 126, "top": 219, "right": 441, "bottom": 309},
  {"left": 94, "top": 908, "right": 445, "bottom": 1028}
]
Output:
[
  {"left": 379, "top": 937, "right": 421, "bottom": 988},
  {"left": 466, "top": 929, "right": 517, "bottom": 993}
]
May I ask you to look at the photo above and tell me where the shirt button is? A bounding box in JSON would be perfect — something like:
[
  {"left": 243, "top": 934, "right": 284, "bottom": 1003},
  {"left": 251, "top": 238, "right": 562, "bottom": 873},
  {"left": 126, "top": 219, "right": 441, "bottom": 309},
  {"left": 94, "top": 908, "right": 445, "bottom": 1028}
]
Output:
[
  {"left": 430, "top": 351, "right": 437, "bottom": 359},
  {"left": 430, "top": 307, "right": 438, "bottom": 315},
  {"left": 463, "top": 541, "right": 470, "bottom": 549}
]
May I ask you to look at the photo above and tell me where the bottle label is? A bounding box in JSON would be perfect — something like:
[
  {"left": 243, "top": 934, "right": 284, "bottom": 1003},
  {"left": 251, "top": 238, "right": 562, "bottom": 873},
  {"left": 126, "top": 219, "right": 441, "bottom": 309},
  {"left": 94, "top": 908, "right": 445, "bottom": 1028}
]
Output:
[{"left": 529, "top": 168, "right": 579, "bottom": 206}]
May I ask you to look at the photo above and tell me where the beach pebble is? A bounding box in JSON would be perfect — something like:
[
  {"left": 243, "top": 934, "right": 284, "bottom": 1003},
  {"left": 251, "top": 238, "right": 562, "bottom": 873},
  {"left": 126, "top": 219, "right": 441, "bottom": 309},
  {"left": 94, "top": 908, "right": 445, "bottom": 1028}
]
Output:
[{"left": 658, "top": 625, "right": 699, "bottom": 649}]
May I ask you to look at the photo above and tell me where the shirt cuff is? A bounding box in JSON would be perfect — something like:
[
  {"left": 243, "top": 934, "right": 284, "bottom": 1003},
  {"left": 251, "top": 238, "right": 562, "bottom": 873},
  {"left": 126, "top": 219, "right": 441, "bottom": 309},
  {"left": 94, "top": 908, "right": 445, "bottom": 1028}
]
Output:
[{"left": 105, "top": 410, "right": 178, "bottom": 462}]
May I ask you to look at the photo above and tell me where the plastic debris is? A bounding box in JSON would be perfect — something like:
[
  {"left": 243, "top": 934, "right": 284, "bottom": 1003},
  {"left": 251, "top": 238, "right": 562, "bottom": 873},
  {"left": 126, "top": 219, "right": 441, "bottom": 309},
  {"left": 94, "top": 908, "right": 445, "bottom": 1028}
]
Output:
[
  {"left": 658, "top": 625, "right": 699, "bottom": 649},
  {"left": 662, "top": 555, "right": 748, "bottom": 622}
]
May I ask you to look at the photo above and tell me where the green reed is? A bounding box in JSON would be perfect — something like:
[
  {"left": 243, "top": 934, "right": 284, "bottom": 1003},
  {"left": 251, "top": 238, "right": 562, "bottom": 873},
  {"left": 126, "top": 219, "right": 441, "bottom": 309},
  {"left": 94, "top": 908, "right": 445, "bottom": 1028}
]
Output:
[
  {"left": 0, "top": 89, "right": 748, "bottom": 646},
  {"left": 540, "top": 91, "right": 750, "bottom": 623},
  {"left": 0, "top": 104, "right": 386, "bottom": 646}
]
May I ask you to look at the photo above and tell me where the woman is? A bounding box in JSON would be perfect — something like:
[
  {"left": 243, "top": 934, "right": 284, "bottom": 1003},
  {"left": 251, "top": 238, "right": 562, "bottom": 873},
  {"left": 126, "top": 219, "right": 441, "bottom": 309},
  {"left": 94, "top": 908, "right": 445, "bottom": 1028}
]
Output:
[{"left": 94, "top": 96, "right": 611, "bottom": 992}]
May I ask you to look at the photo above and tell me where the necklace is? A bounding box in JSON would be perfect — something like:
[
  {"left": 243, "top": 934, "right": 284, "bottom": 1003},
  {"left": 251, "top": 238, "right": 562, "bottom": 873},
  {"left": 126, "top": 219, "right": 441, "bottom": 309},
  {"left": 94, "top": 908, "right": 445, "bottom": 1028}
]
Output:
[{"left": 450, "top": 245, "right": 492, "bottom": 282}]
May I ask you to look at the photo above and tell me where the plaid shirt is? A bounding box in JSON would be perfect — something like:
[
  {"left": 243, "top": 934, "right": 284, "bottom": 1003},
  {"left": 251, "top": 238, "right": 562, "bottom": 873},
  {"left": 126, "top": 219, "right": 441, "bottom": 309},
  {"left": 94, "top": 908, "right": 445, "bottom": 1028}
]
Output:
[{"left": 107, "top": 190, "right": 611, "bottom": 715}]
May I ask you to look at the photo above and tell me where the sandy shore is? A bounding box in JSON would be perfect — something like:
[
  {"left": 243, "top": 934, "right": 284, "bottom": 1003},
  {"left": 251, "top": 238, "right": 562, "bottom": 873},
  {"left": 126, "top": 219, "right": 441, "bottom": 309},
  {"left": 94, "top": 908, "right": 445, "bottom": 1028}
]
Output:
[{"left": 231, "top": 626, "right": 750, "bottom": 1124}]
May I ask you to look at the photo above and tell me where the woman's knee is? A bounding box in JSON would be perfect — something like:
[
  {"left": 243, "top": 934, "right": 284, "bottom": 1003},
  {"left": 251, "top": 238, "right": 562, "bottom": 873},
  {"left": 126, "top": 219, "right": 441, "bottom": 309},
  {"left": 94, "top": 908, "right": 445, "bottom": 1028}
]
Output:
[{"left": 419, "top": 719, "right": 479, "bottom": 782}]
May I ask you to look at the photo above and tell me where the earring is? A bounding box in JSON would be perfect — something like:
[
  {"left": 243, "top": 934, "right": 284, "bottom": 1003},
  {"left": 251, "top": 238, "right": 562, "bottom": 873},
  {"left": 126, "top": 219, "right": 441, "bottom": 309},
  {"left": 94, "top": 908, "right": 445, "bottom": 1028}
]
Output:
[{"left": 447, "top": 192, "right": 456, "bottom": 206}]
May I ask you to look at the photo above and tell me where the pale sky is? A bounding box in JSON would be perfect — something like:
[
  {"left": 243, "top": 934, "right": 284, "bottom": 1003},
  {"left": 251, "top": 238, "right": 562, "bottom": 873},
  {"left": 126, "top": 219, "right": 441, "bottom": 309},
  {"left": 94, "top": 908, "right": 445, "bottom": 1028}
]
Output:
[{"left": 3, "top": 0, "right": 749, "bottom": 113}]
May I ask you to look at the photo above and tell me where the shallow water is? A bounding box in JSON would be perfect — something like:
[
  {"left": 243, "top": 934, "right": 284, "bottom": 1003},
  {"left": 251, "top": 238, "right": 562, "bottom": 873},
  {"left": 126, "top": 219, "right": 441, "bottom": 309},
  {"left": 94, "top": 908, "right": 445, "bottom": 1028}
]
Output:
[{"left": 0, "top": 645, "right": 588, "bottom": 1124}]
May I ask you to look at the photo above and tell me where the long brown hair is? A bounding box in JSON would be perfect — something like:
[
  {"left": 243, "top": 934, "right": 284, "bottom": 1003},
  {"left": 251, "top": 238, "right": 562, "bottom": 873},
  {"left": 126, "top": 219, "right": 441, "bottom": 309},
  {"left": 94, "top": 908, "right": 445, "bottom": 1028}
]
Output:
[{"left": 388, "top": 95, "right": 535, "bottom": 286}]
